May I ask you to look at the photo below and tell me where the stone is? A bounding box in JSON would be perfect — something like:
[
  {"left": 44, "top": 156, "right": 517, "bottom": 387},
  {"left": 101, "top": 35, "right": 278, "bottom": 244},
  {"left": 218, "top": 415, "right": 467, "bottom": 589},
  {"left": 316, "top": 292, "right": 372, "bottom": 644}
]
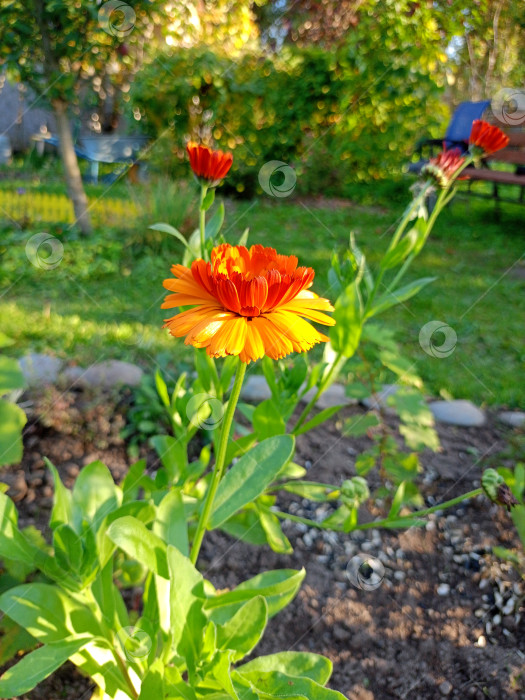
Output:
[
  {"left": 429, "top": 400, "right": 486, "bottom": 427},
  {"left": 437, "top": 583, "right": 450, "bottom": 596},
  {"left": 439, "top": 681, "right": 453, "bottom": 696},
  {"left": 19, "top": 353, "right": 63, "bottom": 386},
  {"left": 60, "top": 366, "right": 85, "bottom": 387},
  {"left": 361, "top": 384, "right": 401, "bottom": 410},
  {"left": 241, "top": 375, "right": 272, "bottom": 402},
  {"left": 74, "top": 360, "right": 143, "bottom": 389},
  {"left": 498, "top": 411, "right": 525, "bottom": 428},
  {"left": 300, "top": 382, "right": 356, "bottom": 409}
]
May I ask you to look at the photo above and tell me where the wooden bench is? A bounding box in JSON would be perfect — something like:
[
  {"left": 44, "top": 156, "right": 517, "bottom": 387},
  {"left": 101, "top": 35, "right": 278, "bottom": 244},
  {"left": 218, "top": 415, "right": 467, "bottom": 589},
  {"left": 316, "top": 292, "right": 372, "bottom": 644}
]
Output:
[{"left": 465, "top": 128, "right": 525, "bottom": 205}]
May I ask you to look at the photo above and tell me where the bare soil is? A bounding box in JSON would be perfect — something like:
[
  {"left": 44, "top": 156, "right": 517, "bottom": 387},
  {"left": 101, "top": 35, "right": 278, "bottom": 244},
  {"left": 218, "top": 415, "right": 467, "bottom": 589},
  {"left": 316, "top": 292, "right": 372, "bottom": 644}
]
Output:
[{"left": 1, "top": 396, "right": 524, "bottom": 700}]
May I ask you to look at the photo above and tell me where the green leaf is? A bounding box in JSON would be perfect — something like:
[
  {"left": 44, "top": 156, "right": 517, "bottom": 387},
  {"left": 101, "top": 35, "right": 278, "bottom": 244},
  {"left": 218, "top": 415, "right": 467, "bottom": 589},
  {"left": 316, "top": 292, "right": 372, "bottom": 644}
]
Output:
[
  {"left": 343, "top": 413, "right": 379, "bottom": 437},
  {"left": 149, "top": 222, "right": 190, "bottom": 250},
  {"left": 121, "top": 459, "right": 147, "bottom": 504},
  {"left": 205, "top": 202, "right": 225, "bottom": 240},
  {"left": 238, "top": 227, "right": 249, "bottom": 246},
  {"left": 210, "top": 436, "right": 295, "bottom": 528},
  {"left": 217, "top": 596, "right": 267, "bottom": 662},
  {"left": 294, "top": 404, "right": 344, "bottom": 436},
  {"left": 0, "top": 492, "right": 39, "bottom": 565},
  {"left": 368, "top": 277, "right": 436, "bottom": 318},
  {"left": 0, "top": 637, "right": 89, "bottom": 698},
  {"left": 329, "top": 282, "right": 362, "bottom": 358},
  {"left": 202, "top": 188, "right": 215, "bottom": 211},
  {"left": 151, "top": 435, "right": 188, "bottom": 484},
  {"left": 154, "top": 489, "right": 188, "bottom": 556},
  {"left": 257, "top": 507, "right": 293, "bottom": 554},
  {"left": 107, "top": 516, "right": 169, "bottom": 578},
  {"left": 276, "top": 461, "right": 307, "bottom": 480},
  {"left": 281, "top": 481, "right": 340, "bottom": 502},
  {"left": 138, "top": 659, "right": 165, "bottom": 700},
  {"left": 167, "top": 546, "right": 207, "bottom": 673},
  {"left": 0, "top": 399, "right": 26, "bottom": 467},
  {"left": 155, "top": 369, "right": 171, "bottom": 408},
  {"left": 235, "top": 669, "right": 345, "bottom": 700},
  {"left": 388, "top": 481, "right": 406, "bottom": 519},
  {"left": 381, "top": 228, "right": 418, "bottom": 270},
  {"left": 0, "top": 356, "right": 24, "bottom": 394},
  {"left": 53, "top": 524, "right": 83, "bottom": 574},
  {"left": 0, "top": 584, "right": 101, "bottom": 643},
  {"left": 205, "top": 568, "right": 305, "bottom": 622},
  {"left": 252, "top": 400, "right": 286, "bottom": 440},
  {"left": 71, "top": 461, "right": 122, "bottom": 532},
  {"left": 237, "top": 651, "right": 332, "bottom": 685},
  {"left": 45, "top": 458, "right": 72, "bottom": 529},
  {"left": 219, "top": 508, "right": 268, "bottom": 546}
]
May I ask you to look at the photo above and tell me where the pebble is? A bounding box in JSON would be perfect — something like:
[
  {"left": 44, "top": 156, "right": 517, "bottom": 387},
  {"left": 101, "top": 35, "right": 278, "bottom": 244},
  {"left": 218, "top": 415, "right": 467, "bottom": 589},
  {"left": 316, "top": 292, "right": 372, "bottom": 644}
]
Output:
[
  {"left": 493, "top": 614, "right": 501, "bottom": 625},
  {"left": 477, "top": 635, "right": 486, "bottom": 647},
  {"left": 428, "top": 400, "right": 486, "bottom": 427},
  {"left": 394, "top": 571, "right": 405, "bottom": 581},
  {"left": 437, "top": 583, "right": 450, "bottom": 596},
  {"left": 439, "top": 681, "right": 453, "bottom": 696}
]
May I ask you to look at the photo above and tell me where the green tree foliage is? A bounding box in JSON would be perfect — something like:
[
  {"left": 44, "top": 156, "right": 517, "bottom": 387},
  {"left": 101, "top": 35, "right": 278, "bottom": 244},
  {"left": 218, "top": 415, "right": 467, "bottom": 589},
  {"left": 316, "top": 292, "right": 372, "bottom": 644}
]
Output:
[
  {"left": 132, "top": 30, "right": 446, "bottom": 193},
  {"left": 0, "top": 0, "right": 162, "bottom": 233}
]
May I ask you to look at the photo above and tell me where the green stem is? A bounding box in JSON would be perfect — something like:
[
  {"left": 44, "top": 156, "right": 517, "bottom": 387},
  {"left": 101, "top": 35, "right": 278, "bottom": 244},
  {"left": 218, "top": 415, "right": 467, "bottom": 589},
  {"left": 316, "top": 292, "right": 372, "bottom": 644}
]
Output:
[
  {"left": 292, "top": 352, "right": 345, "bottom": 434},
  {"left": 190, "top": 359, "right": 246, "bottom": 564},
  {"left": 199, "top": 184, "right": 209, "bottom": 261},
  {"left": 273, "top": 488, "right": 483, "bottom": 533}
]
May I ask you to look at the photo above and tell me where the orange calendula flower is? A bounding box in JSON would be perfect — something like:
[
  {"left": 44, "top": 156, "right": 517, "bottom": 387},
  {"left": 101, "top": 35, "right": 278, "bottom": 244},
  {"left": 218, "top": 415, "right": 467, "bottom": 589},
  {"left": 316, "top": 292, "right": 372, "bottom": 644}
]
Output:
[
  {"left": 162, "top": 244, "right": 335, "bottom": 363},
  {"left": 187, "top": 142, "right": 233, "bottom": 186},
  {"left": 421, "top": 147, "right": 467, "bottom": 187},
  {"left": 469, "top": 120, "right": 509, "bottom": 156}
]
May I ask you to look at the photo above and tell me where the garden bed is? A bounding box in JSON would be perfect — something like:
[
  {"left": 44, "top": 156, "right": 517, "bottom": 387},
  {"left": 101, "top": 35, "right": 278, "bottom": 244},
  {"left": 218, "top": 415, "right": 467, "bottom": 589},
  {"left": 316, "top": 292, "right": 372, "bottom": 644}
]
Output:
[{"left": 1, "top": 395, "right": 523, "bottom": 700}]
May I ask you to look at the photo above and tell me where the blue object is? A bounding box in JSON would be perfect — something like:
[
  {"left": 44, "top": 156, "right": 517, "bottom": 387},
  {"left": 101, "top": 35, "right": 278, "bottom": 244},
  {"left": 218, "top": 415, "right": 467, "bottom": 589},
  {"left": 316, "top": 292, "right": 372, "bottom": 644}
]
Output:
[
  {"left": 444, "top": 100, "right": 491, "bottom": 151},
  {"left": 38, "top": 134, "right": 149, "bottom": 183}
]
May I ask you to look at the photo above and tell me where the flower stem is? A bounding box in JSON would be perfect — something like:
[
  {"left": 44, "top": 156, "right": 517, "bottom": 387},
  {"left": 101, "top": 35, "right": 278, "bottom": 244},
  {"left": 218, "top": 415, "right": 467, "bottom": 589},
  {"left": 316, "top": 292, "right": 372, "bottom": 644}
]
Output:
[
  {"left": 190, "top": 358, "right": 246, "bottom": 564},
  {"left": 199, "top": 184, "right": 209, "bottom": 260},
  {"left": 292, "top": 352, "right": 345, "bottom": 434},
  {"left": 273, "top": 488, "right": 483, "bottom": 532}
]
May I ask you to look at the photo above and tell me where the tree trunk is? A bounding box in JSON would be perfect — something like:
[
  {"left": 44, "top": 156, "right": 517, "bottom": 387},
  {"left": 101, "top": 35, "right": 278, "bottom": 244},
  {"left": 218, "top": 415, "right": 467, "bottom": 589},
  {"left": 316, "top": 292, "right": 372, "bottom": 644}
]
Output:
[{"left": 52, "top": 99, "right": 92, "bottom": 235}]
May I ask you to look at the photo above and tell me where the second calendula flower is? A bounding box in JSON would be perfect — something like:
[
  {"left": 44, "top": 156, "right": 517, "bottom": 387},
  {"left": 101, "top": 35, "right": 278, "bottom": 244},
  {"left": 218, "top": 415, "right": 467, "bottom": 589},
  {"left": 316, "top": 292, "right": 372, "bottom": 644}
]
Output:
[{"left": 162, "top": 244, "right": 335, "bottom": 363}]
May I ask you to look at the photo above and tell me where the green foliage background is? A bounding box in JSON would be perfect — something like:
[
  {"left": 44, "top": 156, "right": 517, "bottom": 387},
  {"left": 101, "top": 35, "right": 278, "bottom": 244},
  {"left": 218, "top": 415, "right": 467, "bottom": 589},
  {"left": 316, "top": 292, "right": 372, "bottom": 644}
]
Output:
[{"left": 133, "top": 18, "right": 448, "bottom": 194}]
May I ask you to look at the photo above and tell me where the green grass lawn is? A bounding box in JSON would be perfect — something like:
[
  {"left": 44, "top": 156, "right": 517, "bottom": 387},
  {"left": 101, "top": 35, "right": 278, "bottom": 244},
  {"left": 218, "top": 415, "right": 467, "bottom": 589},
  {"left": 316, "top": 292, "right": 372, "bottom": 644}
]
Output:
[{"left": 1, "top": 176, "right": 524, "bottom": 407}]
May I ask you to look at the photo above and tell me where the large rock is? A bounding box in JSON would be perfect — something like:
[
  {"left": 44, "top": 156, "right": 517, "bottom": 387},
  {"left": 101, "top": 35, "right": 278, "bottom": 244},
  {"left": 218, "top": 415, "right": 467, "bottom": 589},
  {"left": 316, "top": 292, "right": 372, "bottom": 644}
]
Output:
[
  {"left": 241, "top": 375, "right": 272, "bottom": 402},
  {"left": 19, "top": 353, "right": 63, "bottom": 386},
  {"left": 429, "top": 400, "right": 486, "bottom": 427},
  {"left": 301, "top": 383, "right": 356, "bottom": 409},
  {"left": 361, "top": 384, "right": 401, "bottom": 411},
  {"left": 498, "top": 411, "right": 525, "bottom": 428},
  {"left": 72, "top": 360, "right": 143, "bottom": 389}
]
